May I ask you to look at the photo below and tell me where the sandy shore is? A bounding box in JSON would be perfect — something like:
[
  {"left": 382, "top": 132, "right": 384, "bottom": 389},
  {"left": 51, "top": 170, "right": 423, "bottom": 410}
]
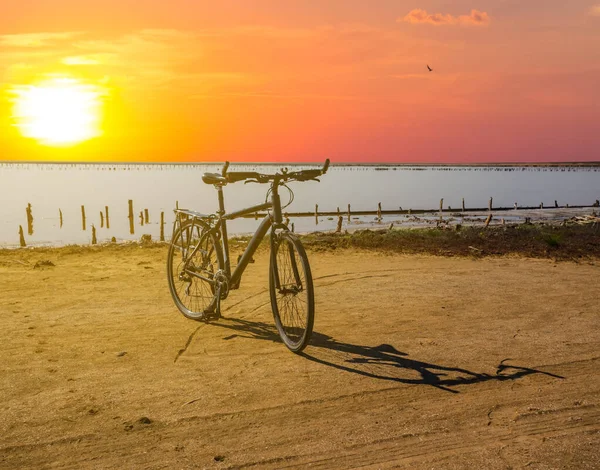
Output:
[{"left": 1, "top": 244, "right": 599, "bottom": 468}]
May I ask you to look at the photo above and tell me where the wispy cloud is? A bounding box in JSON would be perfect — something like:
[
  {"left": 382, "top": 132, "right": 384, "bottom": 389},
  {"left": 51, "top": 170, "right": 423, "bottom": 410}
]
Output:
[
  {"left": 589, "top": 5, "right": 600, "bottom": 16},
  {"left": 400, "top": 9, "right": 490, "bottom": 26},
  {"left": 0, "top": 32, "right": 82, "bottom": 47}
]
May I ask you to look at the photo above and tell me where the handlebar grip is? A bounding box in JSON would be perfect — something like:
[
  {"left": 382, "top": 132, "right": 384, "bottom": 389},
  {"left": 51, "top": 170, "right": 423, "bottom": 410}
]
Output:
[{"left": 221, "top": 161, "right": 230, "bottom": 176}]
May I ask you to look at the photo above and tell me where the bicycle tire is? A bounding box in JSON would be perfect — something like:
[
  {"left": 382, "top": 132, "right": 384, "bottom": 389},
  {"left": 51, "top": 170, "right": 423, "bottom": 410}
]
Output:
[
  {"left": 269, "top": 231, "right": 315, "bottom": 352},
  {"left": 167, "top": 219, "right": 223, "bottom": 320}
]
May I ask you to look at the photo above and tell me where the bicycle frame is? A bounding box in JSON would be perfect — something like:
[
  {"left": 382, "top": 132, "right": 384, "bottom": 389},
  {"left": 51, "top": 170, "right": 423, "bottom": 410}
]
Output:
[{"left": 174, "top": 178, "right": 286, "bottom": 291}]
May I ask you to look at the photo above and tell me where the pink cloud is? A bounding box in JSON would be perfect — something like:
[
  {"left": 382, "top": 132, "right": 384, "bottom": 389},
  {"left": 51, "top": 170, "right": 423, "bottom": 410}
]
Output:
[{"left": 401, "top": 9, "right": 490, "bottom": 26}]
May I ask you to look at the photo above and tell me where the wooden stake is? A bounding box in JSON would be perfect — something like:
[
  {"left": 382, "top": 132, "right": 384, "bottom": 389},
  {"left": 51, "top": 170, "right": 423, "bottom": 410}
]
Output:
[
  {"left": 26, "top": 203, "right": 33, "bottom": 235},
  {"left": 100, "top": 211, "right": 104, "bottom": 228},
  {"left": 462, "top": 198, "right": 465, "bottom": 212},
  {"left": 144, "top": 208, "right": 149, "bottom": 224},
  {"left": 139, "top": 211, "right": 144, "bottom": 226},
  {"left": 377, "top": 202, "right": 382, "bottom": 220},
  {"left": 291, "top": 222, "right": 295, "bottom": 232},
  {"left": 315, "top": 204, "right": 318, "bottom": 225},
  {"left": 484, "top": 214, "right": 492, "bottom": 228},
  {"left": 19, "top": 225, "right": 26, "bottom": 247},
  {"left": 488, "top": 197, "right": 493, "bottom": 211},
  {"left": 128, "top": 200, "right": 134, "bottom": 234},
  {"left": 554, "top": 200, "right": 558, "bottom": 208},
  {"left": 347, "top": 204, "right": 351, "bottom": 222},
  {"left": 160, "top": 212, "right": 165, "bottom": 242},
  {"left": 336, "top": 216, "right": 343, "bottom": 233},
  {"left": 81, "top": 205, "right": 86, "bottom": 231},
  {"left": 105, "top": 206, "right": 110, "bottom": 229},
  {"left": 91, "top": 225, "right": 97, "bottom": 245},
  {"left": 540, "top": 202, "right": 544, "bottom": 209},
  {"left": 439, "top": 198, "right": 443, "bottom": 213},
  {"left": 59, "top": 209, "right": 63, "bottom": 228}
]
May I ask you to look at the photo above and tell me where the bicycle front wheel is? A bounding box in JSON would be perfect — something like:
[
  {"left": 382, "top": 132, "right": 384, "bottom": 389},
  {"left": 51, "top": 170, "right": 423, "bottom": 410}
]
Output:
[
  {"left": 167, "top": 219, "right": 223, "bottom": 320},
  {"left": 269, "top": 231, "right": 315, "bottom": 353}
]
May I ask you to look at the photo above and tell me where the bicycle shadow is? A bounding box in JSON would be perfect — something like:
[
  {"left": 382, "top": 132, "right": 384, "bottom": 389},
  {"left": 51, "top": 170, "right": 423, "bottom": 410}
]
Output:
[{"left": 211, "top": 317, "right": 564, "bottom": 393}]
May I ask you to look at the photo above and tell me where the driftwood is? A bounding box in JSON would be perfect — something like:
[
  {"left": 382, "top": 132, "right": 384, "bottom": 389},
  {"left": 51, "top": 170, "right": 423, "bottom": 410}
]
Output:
[{"left": 563, "top": 215, "right": 600, "bottom": 226}]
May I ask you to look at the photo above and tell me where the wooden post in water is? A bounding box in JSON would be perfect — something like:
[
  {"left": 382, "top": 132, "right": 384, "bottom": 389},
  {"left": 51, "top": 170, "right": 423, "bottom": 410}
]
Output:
[
  {"left": 462, "top": 198, "right": 465, "bottom": 212},
  {"left": 128, "top": 200, "right": 134, "bottom": 234},
  {"left": 347, "top": 204, "right": 351, "bottom": 222},
  {"left": 100, "top": 211, "right": 104, "bottom": 228},
  {"left": 377, "top": 202, "right": 382, "bottom": 221},
  {"left": 81, "top": 205, "right": 86, "bottom": 231},
  {"left": 555, "top": 200, "right": 558, "bottom": 208},
  {"left": 514, "top": 202, "right": 518, "bottom": 210},
  {"left": 105, "top": 206, "right": 110, "bottom": 229},
  {"left": 315, "top": 204, "right": 318, "bottom": 225},
  {"left": 139, "top": 211, "right": 144, "bottom": 226},
  {"left": 439, "top": 198, "right": 443, "bottom": 213},
  {"left": 540, "top": 202, "right": 544, "bottom": 209},
  {"left": 336, "top": 216, "right": 343, "bottom": 233},
  {"left": 144, "top": 209, "right": 149, "bottom": 224},
  {"left": 26, "top": 203, "right": 33, "bottom": 235},
  {"left": 91, "top": 225, "right": 97, "bottom": 245},
  {"left": 488, "top": 197, "right": 493, "bottom": 211},
  {"left": 291, "top": 223, "right": 295, "bottom": 233},
  {"left": 19, "top": 226, "right": 26, "bottom": 247},
  {"left": 160, "top": 212, "right": 165, "bottom": 241},
  {"left": 59, "top": 209, "right": 63, "bottom": 228}
]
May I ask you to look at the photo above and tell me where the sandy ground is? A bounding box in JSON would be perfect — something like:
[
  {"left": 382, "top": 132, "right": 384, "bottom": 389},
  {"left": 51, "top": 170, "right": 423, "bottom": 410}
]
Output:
[{"left": 1, "top": 244, "right": 599, "bottom": 469}]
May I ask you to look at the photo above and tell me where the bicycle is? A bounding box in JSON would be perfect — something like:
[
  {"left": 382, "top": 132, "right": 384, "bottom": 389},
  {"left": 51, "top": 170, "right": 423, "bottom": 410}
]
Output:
[{"left": 167, "top": 159, "right": 330, "bottom": 353}]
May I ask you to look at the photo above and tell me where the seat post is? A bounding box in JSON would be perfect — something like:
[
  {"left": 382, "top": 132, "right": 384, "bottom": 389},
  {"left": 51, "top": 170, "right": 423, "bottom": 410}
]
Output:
[{"left": 216, "top": 186, "right": 225, "bottom": 215}]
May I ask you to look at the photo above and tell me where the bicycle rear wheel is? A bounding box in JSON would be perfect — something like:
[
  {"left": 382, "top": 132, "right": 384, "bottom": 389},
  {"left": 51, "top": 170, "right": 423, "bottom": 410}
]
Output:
[
  {"left": 167, "top": 219, "right": 223, "bottom": 320},
  {"left": 269, "top": 231, "right": 315, "bottom": 352}
]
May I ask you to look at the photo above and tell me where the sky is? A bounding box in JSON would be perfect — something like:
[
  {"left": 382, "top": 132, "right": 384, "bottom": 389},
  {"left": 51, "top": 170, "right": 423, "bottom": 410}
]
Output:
[{"left": 0, "top": 1, "right": 599, "bottom": 163}]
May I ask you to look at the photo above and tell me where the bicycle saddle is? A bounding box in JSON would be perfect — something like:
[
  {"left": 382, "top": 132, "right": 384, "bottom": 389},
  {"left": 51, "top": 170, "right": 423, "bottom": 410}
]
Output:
[{"left": 202, "top": 173, "right": 227, "bottom": 185}]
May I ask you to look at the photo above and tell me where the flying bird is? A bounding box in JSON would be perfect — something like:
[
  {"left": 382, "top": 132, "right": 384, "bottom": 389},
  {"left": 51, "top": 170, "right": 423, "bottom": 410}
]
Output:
[{"left": 427, "top": 64, "right": 433, "bottom": 72}]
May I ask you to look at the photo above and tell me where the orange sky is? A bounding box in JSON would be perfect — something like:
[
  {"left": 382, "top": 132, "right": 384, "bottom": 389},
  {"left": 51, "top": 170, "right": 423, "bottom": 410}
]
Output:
[{"left": 1, "top": 1, "right": 599, "bottom": 163}]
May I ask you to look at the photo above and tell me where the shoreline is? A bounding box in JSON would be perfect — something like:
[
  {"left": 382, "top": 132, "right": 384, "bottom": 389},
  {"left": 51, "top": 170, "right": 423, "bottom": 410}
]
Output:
[{"left": 2, "top": 221, "right": 598, "bottom": 261}]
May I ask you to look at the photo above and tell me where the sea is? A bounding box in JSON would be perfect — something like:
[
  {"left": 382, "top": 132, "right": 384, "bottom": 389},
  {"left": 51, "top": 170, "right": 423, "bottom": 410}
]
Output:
[{"left": 1, "top": 162, "right": 598, "bottom": 248}]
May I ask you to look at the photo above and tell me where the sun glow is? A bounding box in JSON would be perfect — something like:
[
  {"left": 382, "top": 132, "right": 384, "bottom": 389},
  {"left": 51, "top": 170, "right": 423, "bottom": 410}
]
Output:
[{"left": 11, "top": 77, "right": 105, "bottom": 146}]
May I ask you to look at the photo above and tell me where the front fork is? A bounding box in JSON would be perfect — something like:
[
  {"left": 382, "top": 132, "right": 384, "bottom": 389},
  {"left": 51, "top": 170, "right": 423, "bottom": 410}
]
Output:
[{"left": 270, "top": 223, "right": 302, "bottom": 293}]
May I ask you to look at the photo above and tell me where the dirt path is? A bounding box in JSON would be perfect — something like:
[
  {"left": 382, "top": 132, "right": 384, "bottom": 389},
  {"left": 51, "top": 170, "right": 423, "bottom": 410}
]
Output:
[{"left": 1, "top": 246, "right": 599, "bottom": 469}]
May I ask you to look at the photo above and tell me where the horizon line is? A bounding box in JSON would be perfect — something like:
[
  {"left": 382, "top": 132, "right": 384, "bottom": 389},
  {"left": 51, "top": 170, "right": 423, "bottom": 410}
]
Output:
[{"left": 1, "top": 160, "right": 600, "bottom": 167}]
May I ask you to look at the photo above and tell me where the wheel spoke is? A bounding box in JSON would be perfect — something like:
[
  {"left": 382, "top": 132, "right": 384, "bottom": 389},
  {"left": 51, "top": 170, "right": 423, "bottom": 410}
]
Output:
[
  {"left": 168, "top": 221, "right": 221, "bottom": 319},
  {"left": 270, "top": 233, "right": 314, "bottom": 352}
]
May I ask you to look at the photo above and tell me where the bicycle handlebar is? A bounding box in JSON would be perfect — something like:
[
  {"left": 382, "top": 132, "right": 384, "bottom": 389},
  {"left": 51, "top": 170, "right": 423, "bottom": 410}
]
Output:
[{"left": 222, "top": 159, "right": 330, "bottom": 185}]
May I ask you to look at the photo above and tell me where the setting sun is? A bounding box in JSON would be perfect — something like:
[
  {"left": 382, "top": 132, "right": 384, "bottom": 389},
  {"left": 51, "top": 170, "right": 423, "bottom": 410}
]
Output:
[{"left": 11, "top": 77, "right": 104, "bottom": 146}]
